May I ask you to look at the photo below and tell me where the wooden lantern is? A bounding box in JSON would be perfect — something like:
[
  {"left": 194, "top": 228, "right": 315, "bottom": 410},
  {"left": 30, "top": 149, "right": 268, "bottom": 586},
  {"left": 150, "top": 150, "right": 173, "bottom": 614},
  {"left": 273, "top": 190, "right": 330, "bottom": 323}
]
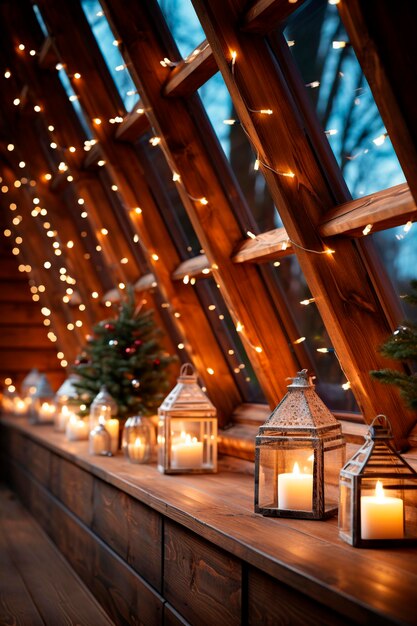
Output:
[
  {"left": 339, "top": 415, "right": 417, "bottom": 547},
  {"left": 157, "top": 363, "right": 217, "bottom": 474},
  {"left": 255, "top": 369, "right": 345, "bottom": 519}
]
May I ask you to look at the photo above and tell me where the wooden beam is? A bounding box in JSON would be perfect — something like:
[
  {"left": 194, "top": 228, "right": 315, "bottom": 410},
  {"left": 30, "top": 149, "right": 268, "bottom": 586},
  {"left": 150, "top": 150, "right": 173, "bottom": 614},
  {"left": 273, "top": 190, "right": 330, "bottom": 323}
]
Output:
[
  {"left": 242, "top": 0, "right": 308, "bottom": 34},
  {"left": 163, "top": 41, "right": 218, "bottom": 98},
  {"left": 338, "top": 1, "right": 417, "bottom": 206},
  {"left": 172, "top": 255, "right": 210, "bottom": 281},
  {"left": 114, "top": 104, "right": 150, "bottom": 142},
  {"left": 35, "top": 0, "right": 243, "bottom": 422},
  {"left": 37, "top": 37, "right": 58, "bottom": 70},
  {"left": 319, "top": 183, "right": 416, "bottom": 238},
  {"left": 232, "top": 227, "right": 292, "bottom": 263},
  {"left": 189, "top": 0, "right": 414, "bottom": 446},
  {"left": 101, "top": 0, "right": 304, "bottom": 408},
  {"left": 0, "top": 183, "right": 80, "bottom": 363},
  {"left": 134, "top": 273, "right": 157, "bottom": 292}
]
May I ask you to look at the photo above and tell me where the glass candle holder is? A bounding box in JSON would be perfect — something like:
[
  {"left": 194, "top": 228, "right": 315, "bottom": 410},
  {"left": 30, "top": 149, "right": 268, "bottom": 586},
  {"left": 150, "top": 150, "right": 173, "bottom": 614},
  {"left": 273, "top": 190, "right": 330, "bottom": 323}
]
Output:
[
  {"left": 89, "top": 423, "right": 112, "bottom": 456},
  {"left": 89, "top": 386, "right": 117, "bottom": 431},
  {"left": 122, "top": 416, "right": 154, "bottom": 464},
  {"left": 66, "top": 415, "right": 89, "bottom": 441},
  {"left": 157, "top": 364, "right": 217, "bottom": 474}
]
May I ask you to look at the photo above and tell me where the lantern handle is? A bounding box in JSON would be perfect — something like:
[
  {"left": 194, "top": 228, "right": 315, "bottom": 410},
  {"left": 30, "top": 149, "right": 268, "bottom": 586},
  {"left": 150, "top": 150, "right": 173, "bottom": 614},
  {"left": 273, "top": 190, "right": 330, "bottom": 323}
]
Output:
[
  {"left": 367, "top": 414, "right": 393, "bottom": 439},
  {"left": 179, "top": 363, "right": 195, "bottom": 378}
]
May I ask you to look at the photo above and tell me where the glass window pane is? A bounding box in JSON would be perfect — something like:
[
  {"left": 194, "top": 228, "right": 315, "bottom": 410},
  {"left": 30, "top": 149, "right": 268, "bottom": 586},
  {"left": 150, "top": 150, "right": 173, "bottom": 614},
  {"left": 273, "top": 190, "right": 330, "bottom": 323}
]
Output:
[
  {"left": 372, "top": 225, "right": 417, "bottom": 323},
  {"left": 157, "top": 0, "right": 206, "bottom": 58},
  {"left": 284, "top": 0, "right": 406, "bottom": 199},
  {"left": 136, "top": 131, "right": 202, "bottom": 259},
  {"left": 195, "top": 278, "right": 266, "bottom": 403},
  {"left": 57, "top": 69, "right": 93, "bottom": 139},
  {"left": 272, "top": 256, "right": 358, "bottom": 412},
  {"left": 81, "top": 0, "right": 138, "bottom": 111},
  {"left": 33, "top": 4, "right": 48, "bottom": 37},
  {"left": 198, "top": 72, "right": 283, "bottom": 232}
]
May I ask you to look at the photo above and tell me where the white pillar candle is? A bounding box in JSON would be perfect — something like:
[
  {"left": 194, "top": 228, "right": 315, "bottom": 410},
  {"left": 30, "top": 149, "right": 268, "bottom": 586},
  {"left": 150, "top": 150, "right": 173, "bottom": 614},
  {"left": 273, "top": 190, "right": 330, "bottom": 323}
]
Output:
[
  {"left": 171, "top": 433, "right": 203, "bottom": 469},
  {"left": 13, "top": 398, "right": 28, "bottom": 415},
  {"left": 66, "top": 415, "right": 89, "bottom": 441},
  {"left": 55, "top": 405, "right": 75, "bottom": 432},
  {"left": 278, "top": 462, "right": 313, "bottom": 510},
  {"left": 361, "top": 481, "right": 404, "bottom": 540},
  {"left": 37, "top": 401, "right": 56, "bottom": 422},
  {"left": 128, "top": 437, "right": 146, "bottom": 462},
  {"left": 105, "top": 418, "right": 119, "bottom": 454}
]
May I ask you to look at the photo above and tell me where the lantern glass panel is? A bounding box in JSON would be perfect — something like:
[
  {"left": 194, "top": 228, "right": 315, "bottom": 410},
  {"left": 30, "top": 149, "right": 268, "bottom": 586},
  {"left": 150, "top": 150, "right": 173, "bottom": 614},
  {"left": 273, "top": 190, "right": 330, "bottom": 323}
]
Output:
[
  {"left": 158, "top": 415, "right": 217, "bottom": 473},
  {"left": 122, "top": 416, "right": 154, "bottom": 464},
  {"left": 323, "top": 443, "right": 345, "bottom": 510},
  {"left": 339, "top": 416, "right": 417, "bottom": 546},
  {"left": 89, "top": 386, "right": 117, "bottom": 430},
  {"left": 339, "top": 476, "right": 353, "bottom": 542}
]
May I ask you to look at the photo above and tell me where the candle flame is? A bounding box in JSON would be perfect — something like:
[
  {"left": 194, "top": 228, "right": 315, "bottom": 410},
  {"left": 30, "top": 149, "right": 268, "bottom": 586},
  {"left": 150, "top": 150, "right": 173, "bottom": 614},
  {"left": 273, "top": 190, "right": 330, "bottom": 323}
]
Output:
[
  {"left": 293, "top": 461, "right": 300, "bottom": 474},
  {"left": 375, "top": 480, "right": 385, "bottom": 498},
  {"left": 134, "top": 437, "right": 142, "bottom": 446}
]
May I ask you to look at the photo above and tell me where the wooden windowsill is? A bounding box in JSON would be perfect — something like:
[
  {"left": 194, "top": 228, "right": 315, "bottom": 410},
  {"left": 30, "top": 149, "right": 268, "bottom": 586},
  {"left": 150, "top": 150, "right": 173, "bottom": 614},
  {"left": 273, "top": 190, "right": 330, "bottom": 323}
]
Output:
[{"left": 2, "top": 415, "right": 417, "bottom": 625}]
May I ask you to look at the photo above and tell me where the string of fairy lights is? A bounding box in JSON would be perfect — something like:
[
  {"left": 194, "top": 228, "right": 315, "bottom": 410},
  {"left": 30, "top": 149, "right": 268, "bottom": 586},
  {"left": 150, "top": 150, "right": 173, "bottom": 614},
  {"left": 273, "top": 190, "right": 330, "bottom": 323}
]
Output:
[{"left": 1, "top": 0, "right": 413, "bottom": 399}]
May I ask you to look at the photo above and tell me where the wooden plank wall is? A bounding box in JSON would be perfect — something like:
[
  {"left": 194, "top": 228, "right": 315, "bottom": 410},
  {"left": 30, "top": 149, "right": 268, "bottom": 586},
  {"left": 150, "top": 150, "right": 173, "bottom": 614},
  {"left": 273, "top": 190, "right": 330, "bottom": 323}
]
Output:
[
  {"left": 0, "top": 423, "right": 356, "bottom": 626},
  {"left": 0, "top": 221, "right": 64, "bottom": 392}
]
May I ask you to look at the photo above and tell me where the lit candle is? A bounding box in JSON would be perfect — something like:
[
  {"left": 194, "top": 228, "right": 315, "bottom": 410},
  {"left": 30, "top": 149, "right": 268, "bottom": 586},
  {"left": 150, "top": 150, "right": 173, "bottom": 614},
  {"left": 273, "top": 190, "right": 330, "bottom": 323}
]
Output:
[
  {"left": 66, "top": 415, "right": 89, "bottom": 441},
  {"left": 37, "top": 401, "right": 56, "bottom": 422},
  {"left": 128, "top": 437, "right": 146, "bottom": 462},
  {"left": 278, "top": 462, "right": 313, "bottom": 510},
  {"left": 105, "top": 418, "right": 119, "bottom": 454},
  {"left": 55, "top": 404, "right": 75, "bottom": 432},
  {"left": 171, "top": 432, "right": 203, "bottom": 469},
  {"left": 13, "top": 397, "right": 28, "bottom": 415},
  {"left": 361, "top": 480, "right": 404, "bottom": 539}
]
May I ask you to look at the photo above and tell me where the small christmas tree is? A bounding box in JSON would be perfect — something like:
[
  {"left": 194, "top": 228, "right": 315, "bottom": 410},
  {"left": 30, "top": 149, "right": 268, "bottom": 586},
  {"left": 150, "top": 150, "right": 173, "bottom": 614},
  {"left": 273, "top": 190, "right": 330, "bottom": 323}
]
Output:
[
  {"left": 371, "top": 280, "right": 417, "bottom": 410},
  {"left": 72, "top": 288, "right": 175, "bottom": 419}
]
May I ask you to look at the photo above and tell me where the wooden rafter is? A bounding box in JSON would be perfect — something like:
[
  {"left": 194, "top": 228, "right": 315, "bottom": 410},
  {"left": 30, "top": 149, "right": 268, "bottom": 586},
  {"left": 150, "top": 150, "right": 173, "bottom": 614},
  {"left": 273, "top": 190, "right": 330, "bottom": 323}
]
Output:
[
  {"left": 35, "top": 0, "right": 243, "bottom": 422},
  {"left": 101, "top": 0, "right": 306, "bottom": 409},
  {"left": 189, "top": 0, "right": 415, "bottom": 446}
]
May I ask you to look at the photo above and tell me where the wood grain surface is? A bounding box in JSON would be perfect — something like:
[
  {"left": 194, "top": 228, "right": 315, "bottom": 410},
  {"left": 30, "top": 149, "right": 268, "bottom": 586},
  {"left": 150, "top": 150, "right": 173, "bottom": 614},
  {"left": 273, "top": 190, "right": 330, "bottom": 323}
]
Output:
[
  {"left": 4, "top": 417, "right": 417, "bottom": 625},
  {"left": 0, "top": 485, "right": 114, "bottom": 626}
]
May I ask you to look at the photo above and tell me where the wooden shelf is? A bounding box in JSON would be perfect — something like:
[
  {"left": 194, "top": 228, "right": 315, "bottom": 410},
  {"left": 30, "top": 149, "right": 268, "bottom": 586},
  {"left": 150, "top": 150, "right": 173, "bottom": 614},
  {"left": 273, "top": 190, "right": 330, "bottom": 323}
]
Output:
[{"left": 1, "top": 416, "right": 417, "bottom": 625}]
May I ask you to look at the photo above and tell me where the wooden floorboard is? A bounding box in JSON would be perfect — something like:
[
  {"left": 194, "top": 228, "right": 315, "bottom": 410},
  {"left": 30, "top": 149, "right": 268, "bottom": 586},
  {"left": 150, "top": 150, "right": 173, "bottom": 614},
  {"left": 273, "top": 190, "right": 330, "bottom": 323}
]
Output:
[{"left": 0, "top": 485, "right": 115, "bottom": 626}]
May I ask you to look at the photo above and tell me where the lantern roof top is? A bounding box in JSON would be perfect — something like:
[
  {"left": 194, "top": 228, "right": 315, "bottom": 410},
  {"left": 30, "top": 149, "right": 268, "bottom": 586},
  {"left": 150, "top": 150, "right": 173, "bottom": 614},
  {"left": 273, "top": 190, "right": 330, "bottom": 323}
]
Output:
[
  {"left": 259, "top": 369, "right": 341, "bottom": 434},
  {"left": 91, "top": 385, "right": 117, "bottom": 411},
  {"left": 32, "top": 374, "right": 54, "bottom": 398},
  {"left": 341, "top": 415, "right": 417, "bottom": 477},
  {"left": 159, "top": 363, "right": 216, "bottom": 415},
  {"left": 56, "top": 374, "right": 79, "bottom": 399},
  {"left": 21, "top": 368, "right": 41, "bottom": 393}
]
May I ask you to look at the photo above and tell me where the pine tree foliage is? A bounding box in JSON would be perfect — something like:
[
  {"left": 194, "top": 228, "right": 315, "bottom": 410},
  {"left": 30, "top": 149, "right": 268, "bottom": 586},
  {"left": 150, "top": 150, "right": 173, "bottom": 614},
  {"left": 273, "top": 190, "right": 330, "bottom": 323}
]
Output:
[
  {"left": 371, "top": 280, "right": 417, "bottom": 410},
  {"left": 72, "top": 288, "right": 175, "bottom": 418}
]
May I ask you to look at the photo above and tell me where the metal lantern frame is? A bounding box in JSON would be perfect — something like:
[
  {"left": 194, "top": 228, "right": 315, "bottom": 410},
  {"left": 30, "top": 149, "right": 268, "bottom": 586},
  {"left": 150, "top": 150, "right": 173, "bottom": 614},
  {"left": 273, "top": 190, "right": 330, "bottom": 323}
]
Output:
[
  {"left": 29, "top": 374, "right": 56, "bottom": 424},
  {"left": 339, "top": 415, "right": 417, "bottom": 548},
  {"left": 157, "top": 363, "right": 217, "bottom": 474},
  {"left": 54, "top": 375, "right": 81, "bottom": 432},
  {"left": 255, "top": 370, "right": 345, "bottom": 520},
  {"left": 89, "top": 385, "right": 117, "bottom": 431}
]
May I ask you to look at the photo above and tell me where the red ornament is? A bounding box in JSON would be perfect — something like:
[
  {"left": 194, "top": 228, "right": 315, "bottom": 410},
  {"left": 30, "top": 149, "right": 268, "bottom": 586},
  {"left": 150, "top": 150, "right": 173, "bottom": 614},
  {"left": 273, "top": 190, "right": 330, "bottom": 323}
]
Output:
[
  {"left": 134, "top": 339, "right": 143, "bottom": 346},
  {"left": 104, "top": 323, "right": 115, "bottom": 331},
  {"left": 125, "top": 347, "right": 136, "bottom": 355},
  {"left": 153, "top": 358, "right": 161, "bottom": 367}
]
